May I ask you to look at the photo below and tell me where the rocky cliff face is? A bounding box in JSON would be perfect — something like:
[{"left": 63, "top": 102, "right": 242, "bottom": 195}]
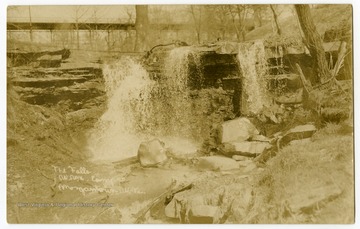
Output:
[{"left": 8, "top": 66, "right": 105, "bottom": 112}]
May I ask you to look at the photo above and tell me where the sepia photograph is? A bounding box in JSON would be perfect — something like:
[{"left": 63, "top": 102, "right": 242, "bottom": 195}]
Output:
[{"left": 6, "top": 2, "right": 354, "bottom": 224}]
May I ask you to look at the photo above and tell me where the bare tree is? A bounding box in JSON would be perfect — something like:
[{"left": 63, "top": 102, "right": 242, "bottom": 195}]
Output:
[
  {"left": 295, "top": 4, "right": 330, "bottom": 84},
  {"left": 86, "top": 7, "right": 108, "bottom": 51},
  {"left": 252, "top": 5, "right": 264, "bottom": 27},
  {"left": 189, "top": 5, "right": 203, "bottom": 44},
  {"left": 226, "top": 5, "right": 249, "bottom": 42},
  {"left": 118, "top": 6, "right": 135, "bottom": 51},
  {"left": 204, "top": 5, "right": 229, "bottom": 40},
  {"left": 88, "top": 8, "right": 98, "bottom": 49},
  {"left": 73, "top": 6, "right": 89, "bottom": 50},
  {"left": 269, "top": 5, "right": 282, "bottom": 35},
  {"left": 123, "top": 6, "right": 135, "bottom": 39}
]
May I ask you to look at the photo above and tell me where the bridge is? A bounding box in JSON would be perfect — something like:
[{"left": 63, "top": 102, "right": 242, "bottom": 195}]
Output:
[{"left": 7, "top": 22, "right": 188, "bottom": 31}]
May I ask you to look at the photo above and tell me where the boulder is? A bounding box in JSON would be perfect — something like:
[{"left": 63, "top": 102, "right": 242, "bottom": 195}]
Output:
[
  {"left": 279, "top": 124, "right": 317, "bottom": 148},
  {"left": 221, "top": 117, "right": 259, "bottom": 143},
  {"left": 230, "top": 186, "right": 253, "bottom": 222},
  {"left": 189, "top": 205, "right": 220, "bottom": 224},
  {"left": 198, "top": 156, "right": 239, "bottom": 171},
  {"left": 243, "top": 162, "right": 257, "bottom": 172},
  {"left": 250, "top": 134, "right": 271, "bottom": 142},
  {"left": 287, "top": 124, "right": 316, "bottom": 134},
  {"left": 232, "top": 155, "right": 251, "bottom": 161},
  {"left": 237, "top": 160, "right": 254, "bottom": 167},
  {"left": 165, "top": 194, "right": 221, "bottom": 223},
  {"left": 165, "top": 194, "right": 205, "bottom": 220},
  {"left": 137, "top": 139, "right": 167, "bottom": 167},
  {"left": 226, "top": 141, "right": 272, "bottom": 156}
]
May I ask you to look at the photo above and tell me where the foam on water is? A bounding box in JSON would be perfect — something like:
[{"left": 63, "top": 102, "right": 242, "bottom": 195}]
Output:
[
  {"left": 88, "top": 57, "right": 155, "bottom": 161},
  {"left": 88, "top": 51, "right": 200, "bottom": 161}
]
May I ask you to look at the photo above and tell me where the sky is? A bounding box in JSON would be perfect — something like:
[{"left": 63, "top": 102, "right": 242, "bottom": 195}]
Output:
[
  {"left": 7, "top": 5, "right": 136, "bottom": 23},
  {"left": 7, "top": 5, "right": 191, "bottom": 23}
]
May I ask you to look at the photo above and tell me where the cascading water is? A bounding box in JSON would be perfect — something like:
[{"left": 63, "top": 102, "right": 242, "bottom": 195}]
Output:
[
  {"left": 237, "top": 40, "right": 271, "bottom": 115},
  {"left": 87, "top": 57, "right": 155, "bottom": 161},
  {"left": 88, "top": 50, "right": 199, "bottom": 161},
  {"left": 88, "top": 42, "right": 272, "bottom": 161},
  {"left": 159, "top": 47, "right": 200, "bottom": 138}
]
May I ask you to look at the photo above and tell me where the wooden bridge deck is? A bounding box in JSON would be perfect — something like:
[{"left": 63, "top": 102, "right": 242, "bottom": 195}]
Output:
[{"left": 7, "top": 22, "right": 188, "bottom": 31}]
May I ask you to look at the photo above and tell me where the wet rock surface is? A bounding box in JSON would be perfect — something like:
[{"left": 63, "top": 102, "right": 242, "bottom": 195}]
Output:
[
  {"left": 6, "top": 34, "right": 354, "bottom": 224},
  {"left": 220, "top": 117, "right": 259, "bottom": 143},
  {"left": 137, "top": 139, "right": 168, "bottom": 167}
]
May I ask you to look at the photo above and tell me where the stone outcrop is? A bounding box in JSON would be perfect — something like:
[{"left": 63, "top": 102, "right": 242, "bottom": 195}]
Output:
[{"left": 9, "top": 67, "right": 105, "bottom": 111}]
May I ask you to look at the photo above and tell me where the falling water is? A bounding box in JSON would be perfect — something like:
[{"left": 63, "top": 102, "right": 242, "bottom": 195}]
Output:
[
  {"left": 87, "top": 57, "right": 155, "bottom": 161},
  {"left": 237, "top": 40, "right": 271, "bottom": 114},
  {"left": 159, "top": 47, "right": 200, "bottom": 138},
  {"left": 88, "top": 50, "right": 200, "bottom": 161}
]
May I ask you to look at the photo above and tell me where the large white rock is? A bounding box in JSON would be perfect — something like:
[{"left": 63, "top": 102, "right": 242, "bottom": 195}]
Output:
[
  {"left": 198, "top": 156, "right": 239, "bottom": 171},
  {"left": 221, "top": 117, "right": 259, "bottom": 143},
  {"left": 137, "top": 139, "right": 167, "bottom": 167}
]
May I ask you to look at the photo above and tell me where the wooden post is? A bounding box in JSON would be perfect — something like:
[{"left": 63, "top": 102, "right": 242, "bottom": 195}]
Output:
[
  {"left": 270, "top": 5, "right": 282, "bottom": 36},
  {"left": 107, "top": 30, "right": 111, "bottom": 51},
  {"left": 50, "top": 29, "right": 53, "bottom": 44}
]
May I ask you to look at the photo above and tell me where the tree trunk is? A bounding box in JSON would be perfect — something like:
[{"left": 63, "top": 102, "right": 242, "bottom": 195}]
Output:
[
  {"left": 107, "top": 30, "right": 111, "bottom": 52},
  {"left": 241, "top": 30, "right": 246, "bottom": 41},
  {"left": 134, "top": 5, "right": 149, "bottom": 52},
  {"left": 190, "top": 6, "right": 202, "bottom": 44},
  {"left": 89, "top": 30, "right": 93, "bottom": 49},
  {"left": 252, "top": 6, "right": 262, "bottom": 27},
  {"left": 295, "top": 4, "right": 330, "bottom": 85}
]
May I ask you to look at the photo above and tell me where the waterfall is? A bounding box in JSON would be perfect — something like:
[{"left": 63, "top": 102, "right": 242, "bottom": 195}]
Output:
[
  {"left": 237, "top": 41, "right": 271, "bottom": 115},
  {"left": 159, "top": 47, "right": 200, "bottom": 138},
  {"left": 88, "top": 52, "right": 199, "bottom": 162},
  {"left": 87, "top": 57, "right": 155, "bottom": 161}
]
